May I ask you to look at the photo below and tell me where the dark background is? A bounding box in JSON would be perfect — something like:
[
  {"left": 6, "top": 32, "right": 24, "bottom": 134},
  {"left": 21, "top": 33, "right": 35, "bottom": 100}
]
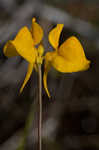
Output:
[{"left": 0, "top": 0, "right": 99, "bottom": 149}]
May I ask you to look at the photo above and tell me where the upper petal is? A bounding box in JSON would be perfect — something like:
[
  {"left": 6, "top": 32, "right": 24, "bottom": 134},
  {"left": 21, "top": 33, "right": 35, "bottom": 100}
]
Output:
[
  {"left": 31, "top": 18, "right": 44, "bottom": 45},
  {"left": 48, "top": 24, "right": 64, "bottom": 50},
  {"left": 4, "top": 27, "right": 36, "bottom": 63},
  {"left": 58, "top": 36, "right": 90, "bottom": 66}
]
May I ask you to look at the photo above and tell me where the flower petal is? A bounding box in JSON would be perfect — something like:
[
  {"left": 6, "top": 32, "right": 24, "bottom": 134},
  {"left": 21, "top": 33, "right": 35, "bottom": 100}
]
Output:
[
  {"left": 31, "top": 18, "right": 44, "bottom": 45},
  {"left": 43, "top": 62, "right": 51, "bottom": 98},
  {"left": 4, "top": 27, "right": 36, "bottom": 63},
  {"left": 20, "top": 63, "right": 34, "bottom": 93},
  {"left": 43, "top": 52, "right": 54, "bottom": 98},
  {"left": 58, "top": 36, "right": 90, "bottom": 67},
  {"left": 43, "top": 51, "right": 57, "bottom": 98},
  {"left": 48, "top": 24, "right": 64, "bottom": 50},
  {"left": 38, "top": 44, "right": 44, "bottom": 56},
  {"left": 51, "top": 54, "right": 90, "bottom": 73},
  {"left": 3, "top": 40, "right": 19, "bottom": 57}
]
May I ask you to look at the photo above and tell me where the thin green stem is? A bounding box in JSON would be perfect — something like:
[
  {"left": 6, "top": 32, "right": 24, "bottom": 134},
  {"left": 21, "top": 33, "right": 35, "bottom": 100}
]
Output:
[{"left": 38, "top": 64, "right": 42, "bottom": 150}]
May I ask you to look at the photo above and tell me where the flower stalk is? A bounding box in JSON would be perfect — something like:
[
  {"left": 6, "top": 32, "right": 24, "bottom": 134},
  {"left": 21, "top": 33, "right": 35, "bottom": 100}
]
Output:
[{"left": 38, "top": 64, "right": 42, "bottom": 150}]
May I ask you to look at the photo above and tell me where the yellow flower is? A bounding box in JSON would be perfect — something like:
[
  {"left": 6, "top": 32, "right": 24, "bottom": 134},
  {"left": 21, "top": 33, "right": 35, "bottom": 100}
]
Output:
[
  {"left": 43, "top": 24, "right": 90, "bottom": 98},
  {"left": 3, "top": 18, "right": 44, "bottom": 93},
  {"left": 3, "top": 20, "right": 90, "bottom": 98}
]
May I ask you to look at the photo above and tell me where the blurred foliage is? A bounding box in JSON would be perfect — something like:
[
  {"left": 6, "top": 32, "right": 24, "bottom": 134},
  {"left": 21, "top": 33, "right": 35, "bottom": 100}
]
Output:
[{"left": 44, "top": 0, "right": 99, "bottom": 27}]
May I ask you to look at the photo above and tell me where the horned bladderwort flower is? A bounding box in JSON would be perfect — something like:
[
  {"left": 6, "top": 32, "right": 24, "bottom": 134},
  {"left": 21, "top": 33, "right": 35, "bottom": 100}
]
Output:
[
  {"left": 43, "top": 24, "right": 90, "bottom": 97},
  {"left": 3, "top": 19, "right": 90, "bottom": 98},
  {"left": 3, "top": 18, "right": 90, "bottom": 150},
  {"left": 3, "top": 18, "right": 44, "bottom": 93}
]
